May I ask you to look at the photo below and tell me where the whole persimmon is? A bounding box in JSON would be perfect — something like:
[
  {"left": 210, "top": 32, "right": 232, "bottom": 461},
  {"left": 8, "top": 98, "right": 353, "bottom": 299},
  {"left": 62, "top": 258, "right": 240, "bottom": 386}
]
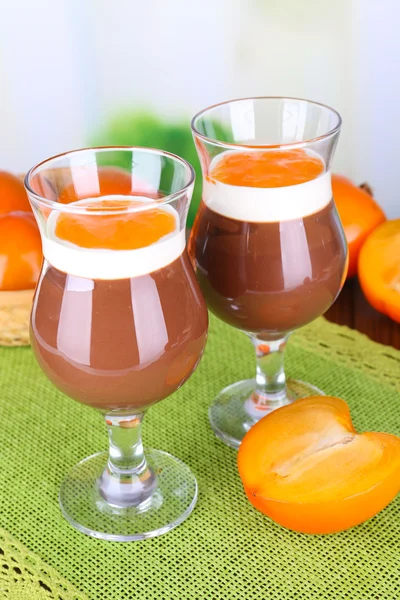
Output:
[
  {"left": 0, "top": 213, "right": 42, "bottom": 291},
  {"left": 238, "top": 397, "right": 400, "bottom": 534},
  {"left": 332, "top": 175, "right": 385, "bottom": 278},
  {"left": 0, "top": 170, "right": 31, "bottom": 215},
  {"left": 358, "top": 219, "right": 400, "bottom": 323},
  {"left": 58, "top": 166, "right": 157, "bottom": 204}
]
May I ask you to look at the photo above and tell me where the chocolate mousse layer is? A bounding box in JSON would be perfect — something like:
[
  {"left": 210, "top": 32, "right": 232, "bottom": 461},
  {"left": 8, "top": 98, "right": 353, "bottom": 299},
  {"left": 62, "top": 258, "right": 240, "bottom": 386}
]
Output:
[
  {"left": 31, "top": 251, "right": 208, "bottom": 410},
  {"left": 189, "top": 199, "right": 346, "bottom": 335}
]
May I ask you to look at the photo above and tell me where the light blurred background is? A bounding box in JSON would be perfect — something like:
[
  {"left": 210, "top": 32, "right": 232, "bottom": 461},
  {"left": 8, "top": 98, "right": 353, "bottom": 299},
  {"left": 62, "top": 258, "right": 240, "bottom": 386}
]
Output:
[{"left": 0, "top": 0, "right": 398, "bottom": 223}]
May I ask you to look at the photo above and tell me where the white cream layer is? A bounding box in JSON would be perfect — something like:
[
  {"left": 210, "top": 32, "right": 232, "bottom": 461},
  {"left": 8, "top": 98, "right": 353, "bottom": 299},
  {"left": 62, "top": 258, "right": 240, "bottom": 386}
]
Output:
[
  {"left": 42, "top": 196, "right": 184, "bottom": 280},
  {"left": 203, "top": 154, "right": 332, "bottom": 223}
]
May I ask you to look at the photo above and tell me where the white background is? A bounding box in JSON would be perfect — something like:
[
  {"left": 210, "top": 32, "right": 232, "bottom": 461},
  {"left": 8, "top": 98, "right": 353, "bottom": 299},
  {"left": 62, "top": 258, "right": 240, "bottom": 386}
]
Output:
[{"left": 0, "top": 0, "right": 398, "bottom": 216}]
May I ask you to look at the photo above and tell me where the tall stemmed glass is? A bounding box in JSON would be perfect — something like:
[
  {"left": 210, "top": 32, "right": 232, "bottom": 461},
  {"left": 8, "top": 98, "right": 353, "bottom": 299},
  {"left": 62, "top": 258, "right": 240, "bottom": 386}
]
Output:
[
  {"left": 25, "top": 147, "right": 208, "bottom": 540},
  {"left": 189, "top": 97, "right": 347, "bottom": 449}
]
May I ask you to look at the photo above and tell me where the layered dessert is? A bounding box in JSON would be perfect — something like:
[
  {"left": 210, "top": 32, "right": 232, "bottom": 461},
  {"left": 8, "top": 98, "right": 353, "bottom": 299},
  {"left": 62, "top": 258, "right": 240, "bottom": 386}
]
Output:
[
  {"left": 189, "top": 149, "right": 347, "bottom": 335},
  {"left": 31, "top": 196, "right": 208, "bottom": 410}
]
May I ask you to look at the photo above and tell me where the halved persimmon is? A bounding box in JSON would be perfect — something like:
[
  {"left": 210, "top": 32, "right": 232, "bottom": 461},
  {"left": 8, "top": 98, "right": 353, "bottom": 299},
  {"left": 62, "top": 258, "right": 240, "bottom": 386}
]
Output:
[
  {"left": 238, "top": 397, "right": 400, "bottom": 534},
  {"left": 332, "top": 175, "right": 385, "bottom": 278},
  {"left": 358, "top": 219, "right": 400, "bottom": 323}
]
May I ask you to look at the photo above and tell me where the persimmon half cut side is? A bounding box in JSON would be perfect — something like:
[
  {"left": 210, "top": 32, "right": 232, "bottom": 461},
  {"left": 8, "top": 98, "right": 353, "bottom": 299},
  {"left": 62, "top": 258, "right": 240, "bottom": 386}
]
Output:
[
  {"left": 358, "top": 219, "right": 400, "bottom": 323},
  {"left": 238, "top": 397, "right": 400, "bottom": 534}
]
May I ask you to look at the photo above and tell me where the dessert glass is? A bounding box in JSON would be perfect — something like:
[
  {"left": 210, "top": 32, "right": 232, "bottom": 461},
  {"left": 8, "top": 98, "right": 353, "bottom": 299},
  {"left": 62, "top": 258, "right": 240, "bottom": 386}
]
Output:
[
  {"left": 189, "top": 97, "right": 347, "bottom": 448},
  {"left": 25, "top": 147, "right": 208, "bottom": 540}
]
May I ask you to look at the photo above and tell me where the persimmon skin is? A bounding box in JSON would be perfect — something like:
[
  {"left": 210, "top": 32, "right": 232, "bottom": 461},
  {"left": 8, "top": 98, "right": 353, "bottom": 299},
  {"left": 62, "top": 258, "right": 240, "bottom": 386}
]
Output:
[
  {"left": 0, "top": 213, "right": 42, "bottom": 290},
  {"left": 238, "top": 397, "right": 400, "bottom": 534},
  {"left": 332, "top": 174, "right": 385, "bottom": 279},
  {"left": 0, "top": 170, "right": 31, "bottom": 215},
  {"left": 358, "top": 219, "right": 400, "bottom": 323}
]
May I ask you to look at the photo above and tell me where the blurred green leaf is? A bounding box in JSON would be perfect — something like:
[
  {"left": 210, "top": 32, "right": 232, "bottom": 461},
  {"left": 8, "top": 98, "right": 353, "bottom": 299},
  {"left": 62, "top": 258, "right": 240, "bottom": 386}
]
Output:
[{"left": 90, "top": 111, "right": 201, "bottom": 226}]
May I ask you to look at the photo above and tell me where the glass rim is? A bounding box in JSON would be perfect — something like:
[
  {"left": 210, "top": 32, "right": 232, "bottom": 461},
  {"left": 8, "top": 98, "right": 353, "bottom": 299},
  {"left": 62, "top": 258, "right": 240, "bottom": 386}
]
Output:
[
  {"left": 24, "top": 145, "right": 196, "bottom": 216},
  {"left": 191, "top": 96, "right": 342, "bottom": 151}
]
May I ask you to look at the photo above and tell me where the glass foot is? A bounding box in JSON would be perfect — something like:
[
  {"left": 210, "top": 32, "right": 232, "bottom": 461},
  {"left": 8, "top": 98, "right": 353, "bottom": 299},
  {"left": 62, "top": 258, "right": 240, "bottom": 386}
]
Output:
[
  {"left": 209, "top": 378, "right": 324, "bottom": 450},
  {"left": 59, "top": 449, "right": 198, "bottom": 541}
]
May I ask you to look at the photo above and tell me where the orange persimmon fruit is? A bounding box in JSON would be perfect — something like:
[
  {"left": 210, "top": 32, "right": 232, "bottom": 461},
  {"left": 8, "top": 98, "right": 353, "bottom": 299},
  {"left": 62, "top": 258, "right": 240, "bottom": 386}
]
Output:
[
  {"left": 0, "top": 170, "right": 31, "bottom": 215},
  {"left": 0, "top": 213, "right": 42, "bottom": 291},
  {"left": 358, "top": 219, "right": 400, "bottom": 323},
  {"left": 238, "top": 397, "right": 400, "bottom": 534},
  {"left": 332, "top": 175, "right": 385, "bottom": 278}
]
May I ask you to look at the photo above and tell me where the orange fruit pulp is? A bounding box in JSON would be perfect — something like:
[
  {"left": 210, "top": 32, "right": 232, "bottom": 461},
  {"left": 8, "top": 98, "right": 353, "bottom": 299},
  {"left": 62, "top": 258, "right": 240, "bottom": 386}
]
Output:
[
  {"left": 0, "top": 213, "right": 42, "bottom": 291},
  {"left": 0, "top": 170, "right": 31, "bottom": 215},
  {"left": 332, "top": 174, "right": 386, "bottom": 278},
  {"left": 188, "top": 149, "right": 327, "bottom": 269},
  {"left": 358, "top": 219, "right": 400, "bottom": 323},
  {"left": 54, "top": 198, "right": 177, "bottom": 251},
  {"left": 210, "top": 149, "right": 325, "bottom": 187},
  {"left": 238, "top": 396, "right": 400, "bottom": 534}
]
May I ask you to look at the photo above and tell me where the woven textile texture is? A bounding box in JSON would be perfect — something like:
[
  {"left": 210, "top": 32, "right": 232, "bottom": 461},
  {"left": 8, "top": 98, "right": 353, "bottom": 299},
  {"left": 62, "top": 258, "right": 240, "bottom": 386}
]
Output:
[
  {"left": 0, "top": 528, "right": 89, "bottom": 600},
  {"left": 0, "top": 315, "right": 399, "bottom": 600}
]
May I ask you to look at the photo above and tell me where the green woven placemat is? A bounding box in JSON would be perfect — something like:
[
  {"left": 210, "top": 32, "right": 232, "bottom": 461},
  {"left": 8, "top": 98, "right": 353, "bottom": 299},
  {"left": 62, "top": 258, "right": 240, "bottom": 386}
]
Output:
[
  {"left": 0, "top": 528, "right": 89, "bottom": 600},
  {"left": 0, "top": 315, "right": 399, "bottom": 599}
]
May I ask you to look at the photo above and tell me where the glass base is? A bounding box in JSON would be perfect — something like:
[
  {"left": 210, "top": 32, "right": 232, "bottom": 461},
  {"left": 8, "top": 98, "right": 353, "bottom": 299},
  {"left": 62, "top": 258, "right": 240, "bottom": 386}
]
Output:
[
  {"left": 209, "top": 378, "right": 324, "bottom": 450},
  {"left": 59, "top": 449, "right": 198, "bottom": 541}
]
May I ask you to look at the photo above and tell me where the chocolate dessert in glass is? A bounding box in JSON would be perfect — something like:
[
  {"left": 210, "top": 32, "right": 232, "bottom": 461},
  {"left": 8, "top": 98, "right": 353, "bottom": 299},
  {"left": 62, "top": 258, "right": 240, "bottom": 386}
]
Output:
[
  {"left": 25, "top": 147, "right": 208, "bottom": 540},
  {"left": 189, "top": 97, "right": 347, "bottom": 449}
]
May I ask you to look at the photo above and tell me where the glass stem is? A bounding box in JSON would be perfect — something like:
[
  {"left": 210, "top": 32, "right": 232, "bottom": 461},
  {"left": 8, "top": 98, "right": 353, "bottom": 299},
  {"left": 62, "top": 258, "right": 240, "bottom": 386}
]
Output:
[
  {"left": 98, "top": 412, "right": 156, "bottom": 508},
  {"left": 245, "top": 335, "right": 291, "bottom": 419}
]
